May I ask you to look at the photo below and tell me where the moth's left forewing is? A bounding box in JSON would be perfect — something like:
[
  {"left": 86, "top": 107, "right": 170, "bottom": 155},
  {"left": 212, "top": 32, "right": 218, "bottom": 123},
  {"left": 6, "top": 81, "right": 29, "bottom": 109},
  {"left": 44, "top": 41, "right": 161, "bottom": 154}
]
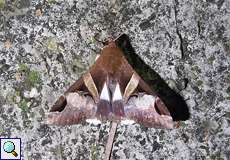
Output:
[
  {"left": 122, "top": 94, "right": 174, "bottom": 129},
  {"left": 47, "top": 92, "right": 98, "bottom": 125}
]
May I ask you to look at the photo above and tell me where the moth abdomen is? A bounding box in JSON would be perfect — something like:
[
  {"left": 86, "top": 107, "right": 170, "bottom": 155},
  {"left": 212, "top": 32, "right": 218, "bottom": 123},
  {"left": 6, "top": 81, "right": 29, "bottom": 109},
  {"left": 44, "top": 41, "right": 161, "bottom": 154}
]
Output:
[
  {"left": 96, "top": 99, "right": 112, "bottom": 120},
  {"left": 112, "top": 100, "right": 125, "bottom": 119}
]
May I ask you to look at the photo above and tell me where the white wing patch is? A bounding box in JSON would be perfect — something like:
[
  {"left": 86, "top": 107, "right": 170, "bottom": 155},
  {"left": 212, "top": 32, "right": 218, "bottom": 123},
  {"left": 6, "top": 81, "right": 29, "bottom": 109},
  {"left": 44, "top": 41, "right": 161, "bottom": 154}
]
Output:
[
  {"left": 100, "top": 82, "right": 110, "bottom": 101},
  {"left": 86, "top": 119, "right": 102, "bottom": 125},
  {"left": 127, "top": 94, "right": 156, "bottom": 110},
  {"left": 112, "top": 83, "right": 122, "bottom": 101},
  {"left": 120, "top": 119, "right": 135, "bottom": 125}
]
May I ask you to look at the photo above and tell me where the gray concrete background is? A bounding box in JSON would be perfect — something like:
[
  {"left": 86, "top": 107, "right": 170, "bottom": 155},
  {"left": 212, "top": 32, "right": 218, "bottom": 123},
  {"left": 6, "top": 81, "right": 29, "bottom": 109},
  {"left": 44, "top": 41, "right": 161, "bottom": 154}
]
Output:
[{"left": 0, "top": 0, "right": 230, "bottom": 159}]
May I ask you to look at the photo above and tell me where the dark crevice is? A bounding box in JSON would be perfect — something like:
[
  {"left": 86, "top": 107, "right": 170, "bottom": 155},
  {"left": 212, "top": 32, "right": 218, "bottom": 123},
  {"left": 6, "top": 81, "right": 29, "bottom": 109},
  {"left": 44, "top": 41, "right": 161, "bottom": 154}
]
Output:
[
  {"left": 174, "top": 0, "right": 185, "bottom": 59},
  {"left": 183, "top": 78, "right": 189, "bottom": 90},
  {"left": 176, "top": 29, "right": 185, "bottom": 59},
  {"left": 197, "top": 20, "right": 201, "bottom": 35},
  {"left": 40, "top": 53, "right": 51, "bottom": 75}
]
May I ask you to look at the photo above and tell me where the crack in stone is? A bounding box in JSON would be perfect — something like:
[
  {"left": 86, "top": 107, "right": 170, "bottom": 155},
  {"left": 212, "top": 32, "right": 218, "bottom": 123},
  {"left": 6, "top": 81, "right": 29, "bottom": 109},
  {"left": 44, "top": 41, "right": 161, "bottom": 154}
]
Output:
[
  {"left": 176, "top": 29, "right": 185, "bottom": 59},
  {"left": 173, "top": 0, "right": 185, "bottom": 59},
  {"left": 197, "top": 20, "right": 201, "bottom": 36}
]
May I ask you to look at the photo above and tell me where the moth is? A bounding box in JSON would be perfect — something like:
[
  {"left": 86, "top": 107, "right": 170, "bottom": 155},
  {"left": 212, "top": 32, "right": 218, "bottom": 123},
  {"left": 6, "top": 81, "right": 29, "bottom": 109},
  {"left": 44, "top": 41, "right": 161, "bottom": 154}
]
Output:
[{"left": 47, "top": 34, "right": 189, "bottom": 129}]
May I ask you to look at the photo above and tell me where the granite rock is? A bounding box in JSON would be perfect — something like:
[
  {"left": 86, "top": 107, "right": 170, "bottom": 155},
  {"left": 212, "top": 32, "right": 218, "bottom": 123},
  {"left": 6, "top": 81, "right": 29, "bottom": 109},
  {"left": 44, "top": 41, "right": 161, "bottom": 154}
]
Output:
[{"left": 0, "top": 0, "right": 230, "bottom": 159}]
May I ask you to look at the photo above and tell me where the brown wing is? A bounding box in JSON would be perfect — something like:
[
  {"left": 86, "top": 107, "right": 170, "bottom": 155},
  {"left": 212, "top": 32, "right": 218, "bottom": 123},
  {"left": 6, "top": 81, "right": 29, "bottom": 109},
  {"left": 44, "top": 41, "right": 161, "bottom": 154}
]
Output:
[
  {"left": 47, "top": 40, "right": 173, "bottom": 127},
  {"left": 47, "top": 92, "right": 97, "bottom": 125},
  {"left": 123, "top": 95, "right": 174, "bottom": 129}
]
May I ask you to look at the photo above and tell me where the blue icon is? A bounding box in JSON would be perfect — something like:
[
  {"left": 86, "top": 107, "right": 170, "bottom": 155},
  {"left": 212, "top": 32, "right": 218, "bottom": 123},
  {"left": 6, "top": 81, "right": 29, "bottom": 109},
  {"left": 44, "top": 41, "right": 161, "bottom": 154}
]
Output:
[{"left": 3, "top": 141, "right": 18, "bottom": 157}]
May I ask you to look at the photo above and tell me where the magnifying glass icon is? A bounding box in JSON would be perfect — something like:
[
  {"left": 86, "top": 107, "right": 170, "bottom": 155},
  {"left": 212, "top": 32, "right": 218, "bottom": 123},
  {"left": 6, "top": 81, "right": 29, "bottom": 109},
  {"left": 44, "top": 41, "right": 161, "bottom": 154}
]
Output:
[{"left": 3, "top": 141, "right": 18, "bottom": 157}]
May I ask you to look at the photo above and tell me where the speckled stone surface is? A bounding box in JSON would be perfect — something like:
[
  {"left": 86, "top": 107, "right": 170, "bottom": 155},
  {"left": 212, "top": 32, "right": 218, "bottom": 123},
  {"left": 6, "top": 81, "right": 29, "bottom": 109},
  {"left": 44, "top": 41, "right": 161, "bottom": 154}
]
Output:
[{"left": 0, "top": 0, "right": 230, "bottom": 159}]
